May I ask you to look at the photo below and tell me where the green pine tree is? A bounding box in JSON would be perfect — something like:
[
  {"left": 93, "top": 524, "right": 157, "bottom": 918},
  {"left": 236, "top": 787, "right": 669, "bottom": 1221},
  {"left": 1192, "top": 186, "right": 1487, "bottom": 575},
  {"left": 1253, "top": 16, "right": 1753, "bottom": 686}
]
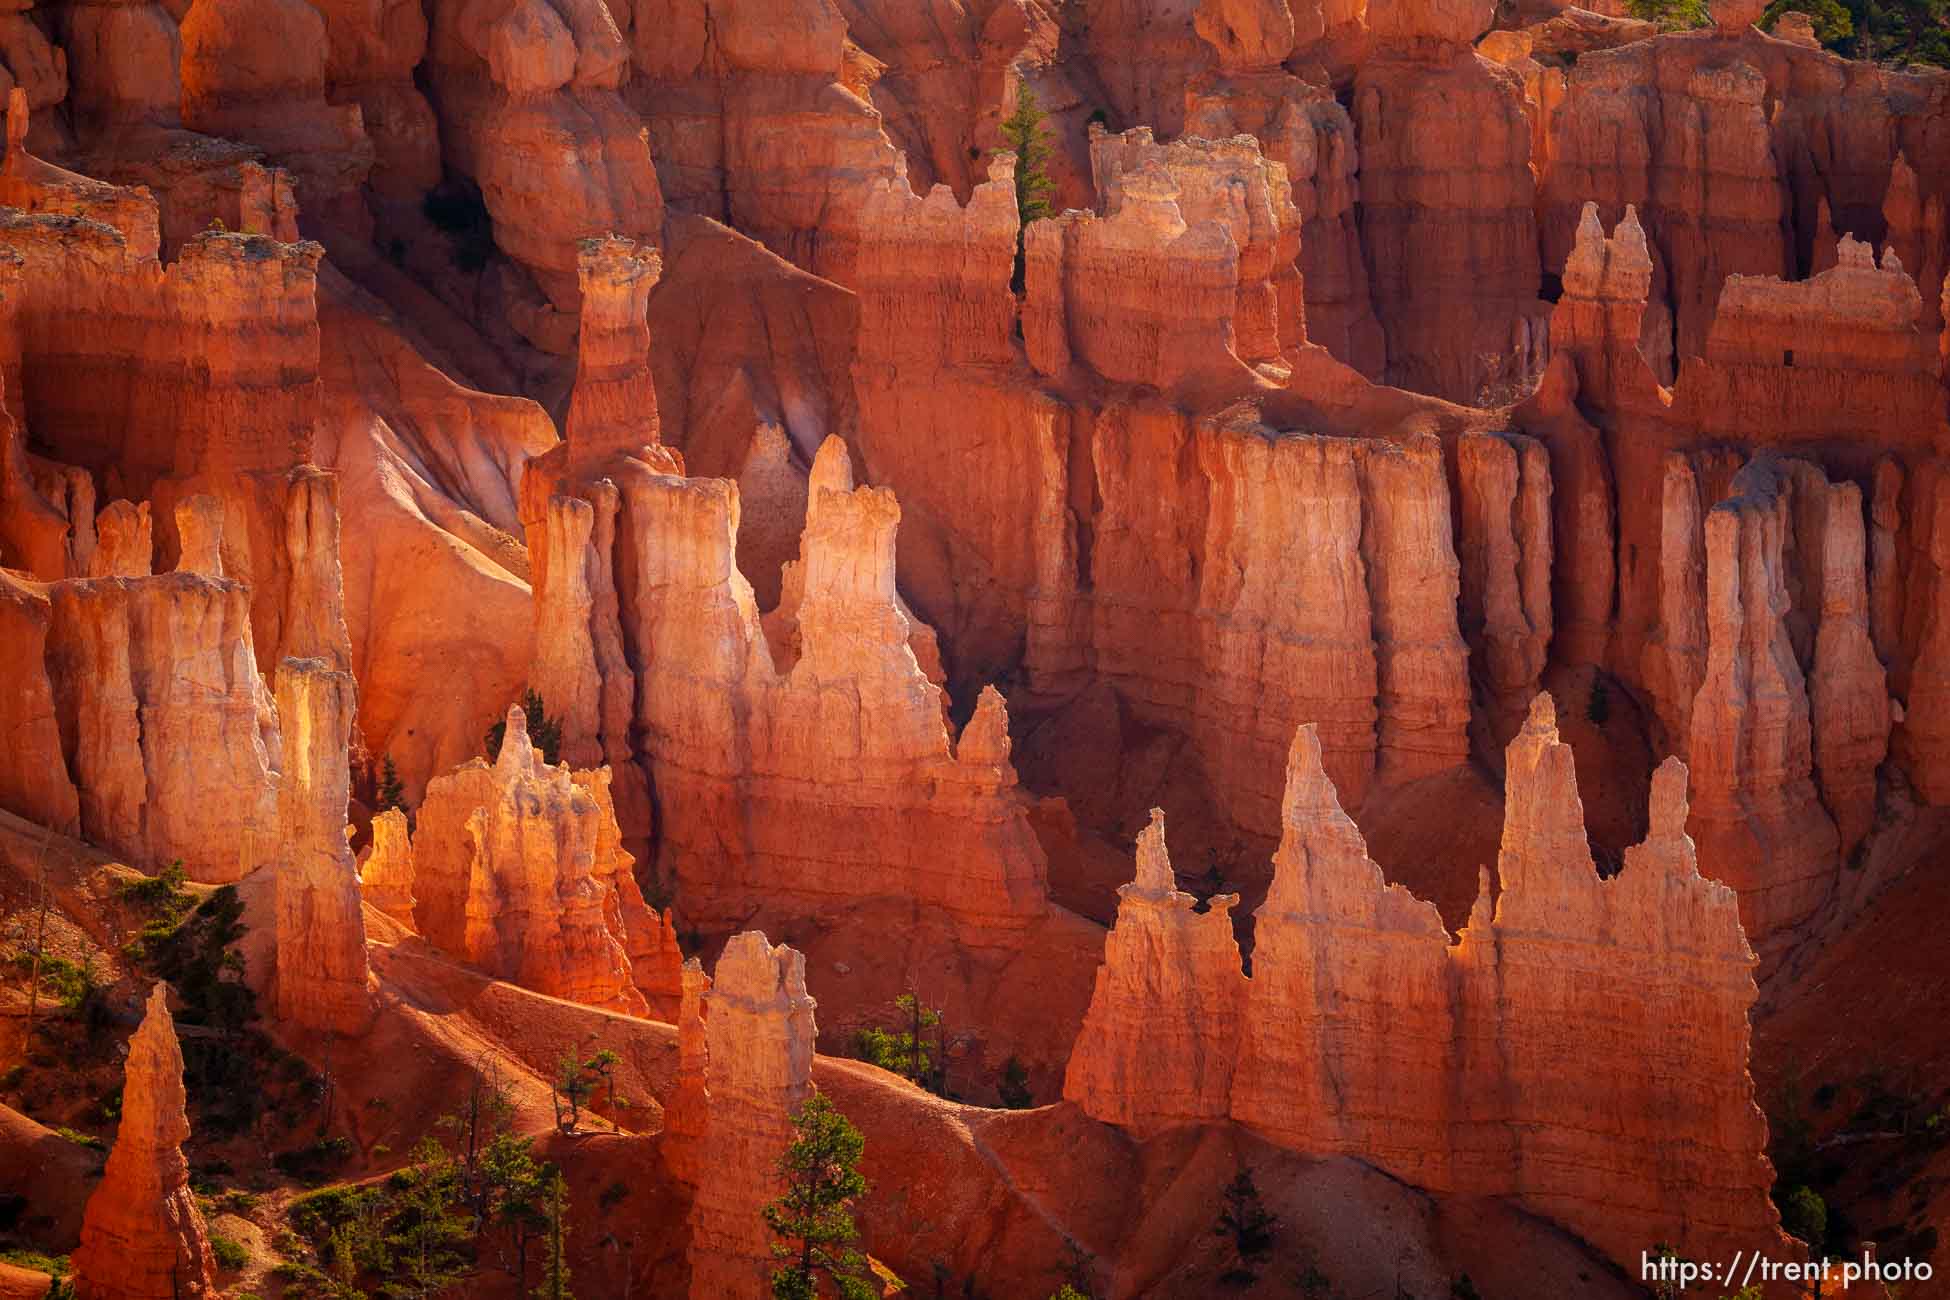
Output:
[
  {"left": 533, "top": 1171, "right": 574, "bottom": 1300},
  {"left": 997, "top": 83, "right": 1057, "bottom": 291},
  {"left": 376, "top": 756, "right": 408, "bottom": 816},
  {"left": 764, "top": 1094, "right": 877, "bottom": 1300}
]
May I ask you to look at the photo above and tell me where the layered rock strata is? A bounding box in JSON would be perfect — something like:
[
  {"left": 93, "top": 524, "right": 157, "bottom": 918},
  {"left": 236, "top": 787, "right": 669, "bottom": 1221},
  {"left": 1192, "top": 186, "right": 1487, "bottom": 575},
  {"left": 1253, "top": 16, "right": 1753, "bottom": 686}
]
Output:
[
  {"left": 685, "top": 932, "right": 816, "bottom": 1299},
  {"left": 1067, "top": 702, "right": 1779, "bottom": 1273},
  {"left": 71, "top": 986, "right": 216, "bottom": 1299}
]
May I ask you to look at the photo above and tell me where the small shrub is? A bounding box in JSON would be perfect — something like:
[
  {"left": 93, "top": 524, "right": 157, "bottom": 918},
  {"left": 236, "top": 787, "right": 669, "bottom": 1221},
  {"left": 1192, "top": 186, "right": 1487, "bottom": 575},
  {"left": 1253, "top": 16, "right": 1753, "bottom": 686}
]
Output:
[
  {"left": 53, "top": 1126, "right": 104, "bottom": 1150},
  {"left": 0, "top": 1248, "right": 68, "bottom": 1277},
  {"left": 1586, "top": 674, "right": 1612, "bottom": 726},
  {"left": 273, "top": 1135, "right": 355, "bottom": 1186},
  {"left": 0, "top": 1064, "right": 25, "bottom": 1089},
  {"left": 210, "top": 1233, "right": 250, "bottom": 1270},
  {"left": 1777, "top": 1183, "right": 1828, "bottom": 1250},
  {"left": 375, "top": 755, "right": 408, "bottom": 817},
  {"left": 998, "top": 1056, "right": 1033, "bottom": 1109}
]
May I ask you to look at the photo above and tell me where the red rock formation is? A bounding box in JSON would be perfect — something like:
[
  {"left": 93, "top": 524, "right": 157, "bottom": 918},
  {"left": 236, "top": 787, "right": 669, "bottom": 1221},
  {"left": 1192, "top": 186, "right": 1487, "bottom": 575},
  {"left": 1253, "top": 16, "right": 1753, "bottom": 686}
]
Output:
[
  {"left": 1457, "top": 431, "right": 1553, "bottom": 749},
  {"left": 1809, "top": 481, "right": 1890, "bottom": 859},
  {"left": 86, "top": 500, "right": 150, "bottom": 577},
  {"left": 1882, "top": 151, "right": 1945, "bottom": 332},
  {"left": 1062, "top": 808, "right": 1246, "bottom": 1134},
  {"left": 572, "top": 763, "right": 683, "bottom": 1018},
  {"left": 423, "top": 0, "right": 662, "bottom": 349},
  {"left": 1644, "top": 452, "right": 1709, "bottom": 749},
  {"left": 71, "top": 986, "right": 216, "bottom": 1299},
  {"left": 1870, "top": 457, "right": 1904, "bottom": 665},
  {"left": 1031, "top": 408, "right": 1471, "bottom": 838},
  {"left": 1687, "top": 460, "right": 1840, "bottom": 948},
  {"left": 1354, "top": 0, "right": 1547, "bottom": 403},
  {"left": 357, "top": 807, "right": 417, "bottom": 928},
  {"left": 1074, "top": 703, "right": 1780, "bottom": 1273},
  {"left": 1897, "top": 463, "right": 1950, "bottom": 804},
  {"left": 42, "top": 572, "right": 280, "bottom": 882},
  {"left": 685, "top": 931, "right": 816, "bottom": 1299},
  {"left": 411, "top": 706, "right": 648, "bottom": 1014},
  {"left": 1229, "top": 723, "right": 1455, "bottom": 1177},
  {"left": 625, "top": 437, "right": 1051, "bottom": 944},
  {"left": 1088, "top": 125, "right": 1306, "bottom": 366},
  {"left": 1025, "top": 151, "right": 1256, "bottom": 397},
  {"left": 1549, "top": 201, "right": 1661, "bottom": 415},
  {"left": 660, "top": 955, "right": 711, "bottom": 1187},
  {"left": 0, "top": 571, "right": 80, "bottom": 831},
  {"left": 272, "top": 656, "right": 371, "bottom": 1035},
  {"left": 178, "top": 0, "right": 375, "bottom": 227}
]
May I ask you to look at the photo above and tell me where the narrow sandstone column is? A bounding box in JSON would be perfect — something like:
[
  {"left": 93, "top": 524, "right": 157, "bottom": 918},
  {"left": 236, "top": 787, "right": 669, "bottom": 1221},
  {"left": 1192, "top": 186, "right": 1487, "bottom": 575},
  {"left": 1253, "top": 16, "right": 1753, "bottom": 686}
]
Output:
[
  {"left": 1810, "top": 482, "right": 1890, "bottom": 857},
  {"left": 686, "top": 932, "right": 816, "bottom": 1299},
  {"left": 88, "top": 500, "right": 152, "bottom": 577},
  {"left": 273, "top": 656, "right": 371, "bottom": 1035},
  {"left": 72, "top": 985, "right": 218, "bottom": 1299},
  {"left": 358, "top": 807, "right": 417, "bottom": 929}
]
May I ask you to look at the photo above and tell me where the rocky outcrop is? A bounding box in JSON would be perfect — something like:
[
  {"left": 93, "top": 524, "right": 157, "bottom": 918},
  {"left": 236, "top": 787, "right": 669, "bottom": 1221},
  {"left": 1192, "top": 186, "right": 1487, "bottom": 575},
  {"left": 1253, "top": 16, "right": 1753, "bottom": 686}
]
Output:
[
  {"left": 358, "top": 807, "right": 417, "bottom": 928},
  {"left": 1024, "top": 142, "right": 1259, "bottom": 398},
  {"left": 1548, "top": 201, "right": 1661, "bottom": 414},
  {"left": 1061, "top": 809, "right": 1246, "bottom": 1135},
  {"left": 1644, "top": 452, "right": 1709, "bottom": 749},
  {"left": 410, "top": 707, "right": 648, "bottom": 1015},
  {"left": 1706, "top": 237, "right": 1933, "bottom": 374},
  {"left": 272, "top": 657, "right": 371, "bottom": 1035},
  {"left": 1071, "top": 703, "right": 1780, "bottom": 1274},
  {"left": 71, "top": 986, "right": 216, "bottom": 1299},
  {"left": 1457, "top": 431, "right": 1553, "bottom": 749},
  {"left": 685, "top": 931, "right": 816, "bottom": 1300},
  {"left": 1687, "top": 461, "right": 1840, "bottom": 948}
]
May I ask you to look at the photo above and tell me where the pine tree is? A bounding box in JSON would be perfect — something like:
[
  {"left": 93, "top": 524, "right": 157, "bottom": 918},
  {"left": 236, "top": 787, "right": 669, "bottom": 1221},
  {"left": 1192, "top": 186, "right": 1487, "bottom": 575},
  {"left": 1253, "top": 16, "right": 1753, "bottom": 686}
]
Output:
[
  {"left": 764, "top": 1094, "right": 877, "bottom": 1300},
  {"left": 997, "top": 83, "right": 1057, "bottom": 291},
  {"left": 485, "top": 689, "right": 564, "bottom": 766},
  {"left": 533, "top": 1171, "right": 574, "bottom": 1300},
  {"left": 376, "top": 755, "right": 408, "bottom": 815}
]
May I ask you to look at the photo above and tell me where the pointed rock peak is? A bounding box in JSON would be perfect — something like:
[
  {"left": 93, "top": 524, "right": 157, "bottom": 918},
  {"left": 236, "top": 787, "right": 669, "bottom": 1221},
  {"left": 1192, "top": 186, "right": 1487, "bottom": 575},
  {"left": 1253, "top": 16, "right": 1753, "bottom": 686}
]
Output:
[
  {"left": 1131, "top": 807, "right": 1176, "bottom": 896},
  {"left": 125, "top": 983, "right": 189, "bottom": 1149},
  {"left": 1837, "top": 234, "right": 1875, "bottom": 269},
  {"left": 1498, "top": 689, "right": 1596, "bottom": 888},
  {"left": 1891, "top": 150, "right": 1918, "bottom": 189},
  {"left": 1575, "top": 200, "right": 1604, "bottom": 247},
  {"left": 808, "top": 435, "right": 855, "bottom": 498},
  {"left": 958, "top": 685, "right": 1013, "bottom": 766},
  {"left": 681, "top": 954, "right": 709, "bottom": 994},
  {"left": 493, "top": 704, "right": 534, "bottom": 777},
  {"left": 1882, "top": 245, "right": 1906, "bottom": 276},
  {"left": 1648, "top": 755, "right": 1691, "bottom": 845},
  {"left": 1281, "top": 722, "right": 1352, "bottom": 828},
  {"left": 1617, "top": 204, "right": 1651, "bottom": 265},
  {"left": 1521, "top": 688, "right": 1557, "bottom": 741}
]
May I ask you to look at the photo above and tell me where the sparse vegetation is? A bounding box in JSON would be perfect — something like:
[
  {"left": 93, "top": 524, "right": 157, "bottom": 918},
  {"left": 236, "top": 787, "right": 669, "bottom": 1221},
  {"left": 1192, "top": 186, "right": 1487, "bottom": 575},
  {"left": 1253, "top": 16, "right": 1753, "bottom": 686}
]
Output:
[
  {"left": 210, "top": 1233, "right": 250, "bottom": 1270},
  {"left": 1625, "top": 0, "right": 1711, "bottom": 28},
  {"left": 996, "top": 83, "right": 1056, "bottom": 291},
  {"left": 1213, "top": 1168, "right": 1278, "bottom": 1286},
  {"left": 376, "top": 756, "right": 409, "bottom": 818},
  {"left": 854, "top": 991, "right": 944, "bottom": 1093},
  {"left": 998, "top": 1056, "right": 1034, "bottom": 1109},
  {"left": 51, "top": 1126, "right": 103, "bottom": 1150},
  {"left": 766, "top": 1093, "right": 878, "bottom": 1300}
]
